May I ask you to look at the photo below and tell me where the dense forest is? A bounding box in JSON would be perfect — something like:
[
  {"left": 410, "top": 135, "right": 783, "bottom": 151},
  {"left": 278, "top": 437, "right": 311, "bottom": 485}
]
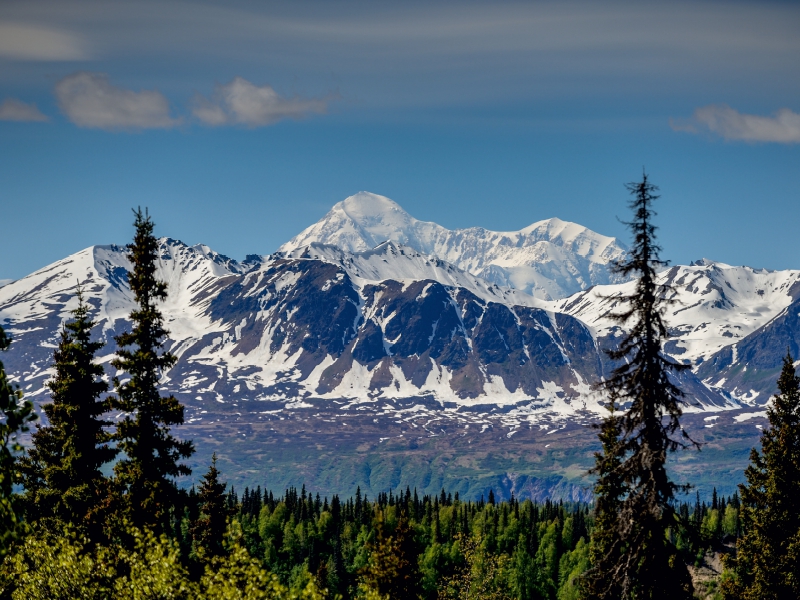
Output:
[
  {"left": 0, "top": 461, "right": 747, "bottom": 599},
  {"left": 0, "top": 180, "right": 798, "bottom": 599}
]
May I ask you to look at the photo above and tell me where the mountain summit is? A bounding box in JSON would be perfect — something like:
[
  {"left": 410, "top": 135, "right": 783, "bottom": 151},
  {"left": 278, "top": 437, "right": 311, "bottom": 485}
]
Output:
[{"left": 279, "top": 192, "right": 629, "bottom": 300}]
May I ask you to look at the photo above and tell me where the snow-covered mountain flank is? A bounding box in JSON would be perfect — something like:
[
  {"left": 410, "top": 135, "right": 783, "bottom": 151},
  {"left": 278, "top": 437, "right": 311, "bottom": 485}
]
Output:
[
  {"left": 1, "top": 191, "right": 797, "bottom": 430},
  {"left": 550, "top": 259, "right": 800, "bottom": 405},
  {"left": 280, "top": 192, "right": 629, "bottom": 300},
  {"left": 551, "top": 260, "right": 800, "bottom": 365},
  {"left": 0, "top": 238, "right": 611, "bottom": 423}
]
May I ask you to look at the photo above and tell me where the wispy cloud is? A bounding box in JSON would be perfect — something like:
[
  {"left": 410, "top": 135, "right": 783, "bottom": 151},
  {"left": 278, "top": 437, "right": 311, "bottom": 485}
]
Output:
[
  {"left": 55, "top": 72, "right": 180, "bottom": 131},
  {"left": 191, "top": 77, "right": 329, "bottom": 127},
  {"left": 4, "top": 1, "right": 799, "bottom": 110},
  {"left": 672, "top": 105, "right": 800, "bottom": 144},
  {"left": 0, "top": 98, "right": 49, "bottom": 122},
  {"left": 0, "top": 22, "right": 89, "bottom": 61},
  {"left": 3, "top": 2, "right": 799, "bottom": 112}
]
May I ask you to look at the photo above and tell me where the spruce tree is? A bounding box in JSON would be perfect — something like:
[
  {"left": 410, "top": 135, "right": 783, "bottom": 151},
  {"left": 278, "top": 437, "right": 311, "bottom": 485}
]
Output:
[
  {"left": 722, "top": 350, "right": 800, "bottom": 599},
  {"left": 584, "top": 402, "right": 625, "bottom": 599},
  {"left": 111, "top": 208, "right": 193, "bottom": 532},
  {"left": 586, "top": 173, "right": 694, "bottom": 599},
  {"left": 0, "top": 323, "right": 36, "bottom": 556},
  {"left": 19, "top": 287, "right": 116, "bottom": 536},
  {"left": 191, "top": 453, "right": 230, "bottom": 559}
]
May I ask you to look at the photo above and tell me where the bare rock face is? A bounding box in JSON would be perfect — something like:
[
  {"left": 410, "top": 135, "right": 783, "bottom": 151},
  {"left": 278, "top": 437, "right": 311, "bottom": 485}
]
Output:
[{"left": 687, "top": 548, "right": 731, "bottom": 600}]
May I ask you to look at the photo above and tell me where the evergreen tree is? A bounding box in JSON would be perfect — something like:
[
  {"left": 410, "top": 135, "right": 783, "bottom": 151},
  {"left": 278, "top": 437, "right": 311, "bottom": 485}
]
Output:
[
  {"left": 191, "top": 453, "right": 230, "bottom": 559},
  {"left": 0, "top": 323, "right": 36, "bottom": 556},
  {"left": 722, "top": 350, "right": 800, "bottom": 599},
  {"left": 19, "top": 288, "right": 116, "bottom": 537},
  {"left": 584, "top": 401, "right": 625, "bottom": 599},
  {"left": 360, "top": 509, "right": 421, "bottom": 599},
  {"left": 588, "top": 174, "right": 694, "bottom": 599},
  {"left": 111, "top": 208, "right": 194, "bottom": 532}
]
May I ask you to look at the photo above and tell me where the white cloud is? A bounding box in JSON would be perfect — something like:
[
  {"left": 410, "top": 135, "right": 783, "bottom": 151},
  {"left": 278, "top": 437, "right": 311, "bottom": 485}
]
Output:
[
  {"left": 0, "top": 98, "right": 49, "bottom": 122},
  {"left": 0, "top": 22, "right": 89, "bottom": 61},
  {"left": 192, "top": 77, "right": 328, "bottom": 127},
  {"left": 55, "top": 72, "right": 180, "bottom": 130},
  {"left": 671, "top": 105, "right": 800, "bottom": 143}
]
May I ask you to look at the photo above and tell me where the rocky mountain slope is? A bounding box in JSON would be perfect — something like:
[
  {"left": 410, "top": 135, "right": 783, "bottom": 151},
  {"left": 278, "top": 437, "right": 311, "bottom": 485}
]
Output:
[
  {"left": 696, "top": 293, "right": 800, "bottom": 404},
  {"left": 0, "top": 238, "right": 610, "bottom": 424}
]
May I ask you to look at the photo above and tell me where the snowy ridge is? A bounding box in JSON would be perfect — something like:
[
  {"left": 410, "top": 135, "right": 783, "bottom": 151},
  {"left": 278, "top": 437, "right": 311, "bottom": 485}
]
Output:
[
  {"left": 279, "top": 192, "right": 629, "bottom": 300},
  {"left": 277, "top": 241, "right": 546, "bottom": 309},
  {"left": 0, "top": 239, "right": 238, "bottom": 395},
  {"left": 548, "top": 260, "right": 800, "bottom": 367}
]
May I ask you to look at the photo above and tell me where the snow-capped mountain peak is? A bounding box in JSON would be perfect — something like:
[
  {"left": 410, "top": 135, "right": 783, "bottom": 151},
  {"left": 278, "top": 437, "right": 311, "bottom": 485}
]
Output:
[
  {"left": 280, "top": 192, "right": 629, "bottom": 300},
  {"left": 518, "top": 217, "right": 623, "bottom": 266},
  {"left": 282, "top": 192, "right": 437, "bottom": 254}
]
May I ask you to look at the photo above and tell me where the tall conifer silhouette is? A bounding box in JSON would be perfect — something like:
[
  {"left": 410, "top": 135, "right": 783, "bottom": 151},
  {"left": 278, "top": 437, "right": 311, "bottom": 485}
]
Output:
[
  {"left": 112, "top": 208, "right": 193, "bottom": 531},
  {"left": 586, "top": 173, "right": 694, "bottom": 599},
  {"left": 19, "top": 287, "right": 115, "bottom": 537},
  {"left": 722, "top": 350, "right": 800, "bottom": 599},
  {"left": 0, "top": 323, "right": 36, "bottom": 556}
]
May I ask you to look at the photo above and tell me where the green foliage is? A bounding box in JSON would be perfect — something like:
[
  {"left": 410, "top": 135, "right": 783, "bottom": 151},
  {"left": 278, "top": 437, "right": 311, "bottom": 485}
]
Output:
[
  {"left": 112, "top": 526, "right": 198, "bottom": 599},
  {"left": 3, "top": 527, "right": 113, "bottom": 599},
  {"left": 721, "top": 505, "right": 739, "bottom": 537},
  {"left": 0, "top": 322, "right": 36, "bottom": 557},
  {"left": 3, "top": 524, "right": 196, "bottom": 599},
  {"left": 18, "top": 288, "right": 115, "bottom": 539},
  {"left": 202, "top": 542, "right": 323, "bottom": 599},
  {"left": 701, "top": 509, "right": 722, "bottom": 540},
  {"left": 557, "top": 538, "right": 589, "bottom": 600},
  {"left": 2, "top": 521, "right": 325, "bottom": 600},
  {"left": 437, "top": 533, "right": 512, "bottom": 600},
  {"left": 359, "top": 509, "right": 421, "bottom": 599},
  {"left": 722, "top": 351, "right": 800, "bottom": 599},
  {"left": 111, "top": 208, "right": 193, "bottom": 532}
]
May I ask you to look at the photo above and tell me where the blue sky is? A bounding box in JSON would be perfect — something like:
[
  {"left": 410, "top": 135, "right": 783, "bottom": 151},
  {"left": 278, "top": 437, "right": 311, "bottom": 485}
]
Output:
[{"left": 1, "top": 0, "right": 799, "bottom": 280}]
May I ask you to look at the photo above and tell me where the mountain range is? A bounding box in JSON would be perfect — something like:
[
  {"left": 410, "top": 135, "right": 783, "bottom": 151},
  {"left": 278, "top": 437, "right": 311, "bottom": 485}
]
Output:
[
  {"left": 1, "top": 191, "right": 797, "bottom": 499},
  {"left": 280, "top": 192, "right": 629, "bottom": 300}
]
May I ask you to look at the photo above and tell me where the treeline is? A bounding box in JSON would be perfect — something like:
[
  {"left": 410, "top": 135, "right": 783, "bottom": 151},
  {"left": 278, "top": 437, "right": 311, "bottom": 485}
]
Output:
[
  {"left": 178, "top": 478, "right": 745, "bottom": 600},
  {"left": 192, "top": 481, "right": 594, "bottom": 599},
  {"left": 0, "top": 176, "right": 798, "bottom": 598}
]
